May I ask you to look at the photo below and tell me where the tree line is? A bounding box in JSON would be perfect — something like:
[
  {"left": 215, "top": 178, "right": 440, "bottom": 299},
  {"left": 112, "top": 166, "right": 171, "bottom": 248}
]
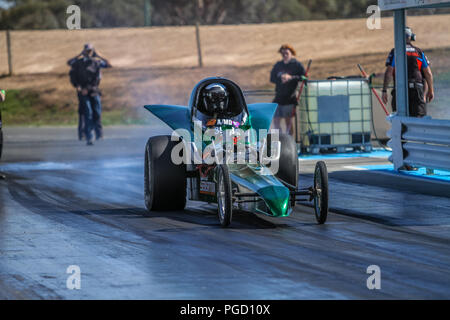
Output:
[{"left": 0, "top": 0, "right": 447, "bottom": 30}]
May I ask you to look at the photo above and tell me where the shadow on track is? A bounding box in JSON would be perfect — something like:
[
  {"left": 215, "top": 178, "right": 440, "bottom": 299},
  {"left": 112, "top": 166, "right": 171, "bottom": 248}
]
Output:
[{"left": 68, "top": 206, "right": 307, "bottom": 230}]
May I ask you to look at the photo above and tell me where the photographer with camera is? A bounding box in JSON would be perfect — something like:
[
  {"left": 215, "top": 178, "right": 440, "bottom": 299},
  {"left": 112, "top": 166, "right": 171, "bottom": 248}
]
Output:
[{"left": 68, "top": 44, "right": 112, "bottom": 145}]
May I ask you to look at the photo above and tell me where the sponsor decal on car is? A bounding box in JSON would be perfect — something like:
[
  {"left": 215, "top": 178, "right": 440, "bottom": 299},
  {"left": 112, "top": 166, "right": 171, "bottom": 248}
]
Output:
[
  {"left": 199, "top": 177, "right": 216, "bottom": 195},
  {"left": 216, "top": 119, "right": 233, "bottom": 126},
  {"left": 206, "top": 119, "right": 217, "bottom": 127}
]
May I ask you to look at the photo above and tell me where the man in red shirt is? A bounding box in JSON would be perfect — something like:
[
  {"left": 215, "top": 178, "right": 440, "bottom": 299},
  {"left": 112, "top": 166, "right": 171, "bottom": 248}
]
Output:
[{"left": 381, "top": 27, "right": 434, "bottom": 117}]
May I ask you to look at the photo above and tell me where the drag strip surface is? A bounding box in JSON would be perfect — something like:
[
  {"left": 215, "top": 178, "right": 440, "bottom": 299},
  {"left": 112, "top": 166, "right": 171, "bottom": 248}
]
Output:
[{"left": 0, "top": 127, "right": 449, "bottom": 299}]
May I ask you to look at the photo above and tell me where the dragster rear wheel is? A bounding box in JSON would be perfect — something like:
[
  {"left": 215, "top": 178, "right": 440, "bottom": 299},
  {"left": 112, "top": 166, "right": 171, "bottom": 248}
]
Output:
[
  {"left": 313, "top": 161, "right": 329, "bottom": 224},
  {"left": 267, "top": 133, "right": 298, "bottom": 189},
  {"left": 144, "top": 135, "right": 186, "bottom": 211},
  {"left": 216, "top": 165, "right": 232, "bottom": 227}
]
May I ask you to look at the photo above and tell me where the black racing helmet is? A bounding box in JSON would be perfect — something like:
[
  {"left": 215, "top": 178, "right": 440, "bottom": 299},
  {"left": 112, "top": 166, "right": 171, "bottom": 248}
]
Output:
[{"left": 202, "top": 83, "right": 229, "bottom": 115}]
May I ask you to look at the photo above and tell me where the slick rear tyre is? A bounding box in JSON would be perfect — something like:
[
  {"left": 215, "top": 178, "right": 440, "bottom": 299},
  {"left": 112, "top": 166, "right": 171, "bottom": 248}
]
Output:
[
  {"left": 216, "top": 165, "right": 232, "bottom": 227},
  {"left": 144, "top": 135, "right": 186, "bottom": 211},
  {"left": 268, "top": 133, "right": 298, "bottom": 189},
  {"left": 313, "top": 161, "right": 329, "bottom": 224}
]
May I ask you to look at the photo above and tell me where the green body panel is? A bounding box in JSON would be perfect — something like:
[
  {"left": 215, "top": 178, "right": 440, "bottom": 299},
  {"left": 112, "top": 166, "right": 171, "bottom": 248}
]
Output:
[
  {"left": 258, "top": 186, "right": 290, "bottom": 217},
  {"left": 144, "top": 105, "right": 191, "bottom": 135},
  {"left": 247, "top": 103, "right": 278, "bottom": 133},
  {"left": 228, "top": 164, "right": 291, "bottom": 217}
]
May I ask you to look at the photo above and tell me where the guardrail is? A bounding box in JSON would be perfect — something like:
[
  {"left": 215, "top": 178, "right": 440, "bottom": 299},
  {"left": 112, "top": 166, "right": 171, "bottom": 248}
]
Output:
[{"left": 388, "top": 115, "right": 450, "bottom": 172}]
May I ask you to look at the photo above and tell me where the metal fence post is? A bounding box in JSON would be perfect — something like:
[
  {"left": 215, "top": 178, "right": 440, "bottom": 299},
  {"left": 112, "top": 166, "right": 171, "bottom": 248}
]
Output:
[
  {"left": 388, "top": 115, "right": 404, "bottom": 170},
  {"left": 144, "top": 0, "right": 151, "bottom": 26},
  {"left": 195, "top": 23, "right": 203, "bottom": 68},
  {"left": 394, "top": 9, "right": 408, "bottom": 117},
  {"left": 6, "top": 30, "right": 13, "bottom": 76}
]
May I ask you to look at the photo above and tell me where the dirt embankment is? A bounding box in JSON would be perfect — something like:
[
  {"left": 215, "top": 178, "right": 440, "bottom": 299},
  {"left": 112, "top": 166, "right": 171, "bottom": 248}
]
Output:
[{"left": 0, "top": 15, "right": 449, "bottom": 125}]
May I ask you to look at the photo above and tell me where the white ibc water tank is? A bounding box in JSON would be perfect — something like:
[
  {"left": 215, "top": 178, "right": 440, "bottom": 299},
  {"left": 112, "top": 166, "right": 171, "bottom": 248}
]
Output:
[{"left": 297, "top": 79, "right": 372, "bottom": 152}]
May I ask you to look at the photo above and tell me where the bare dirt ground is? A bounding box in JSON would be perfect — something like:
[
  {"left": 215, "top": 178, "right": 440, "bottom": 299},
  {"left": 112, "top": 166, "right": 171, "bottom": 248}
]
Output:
[
  {"left": 0, "top": 15, "right": 449, "bottom": 124},
  {"left": 1, "top": 15, "right": 449, "bottom": 74}
]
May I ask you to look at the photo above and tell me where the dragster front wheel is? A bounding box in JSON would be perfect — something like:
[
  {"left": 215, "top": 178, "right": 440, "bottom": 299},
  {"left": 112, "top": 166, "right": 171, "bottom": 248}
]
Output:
[
  {"left": 216, "top": 165, "right": 232, "bottom": 227},
  {"left": 313, "top": 161, "right": 329, "bottom": 224}
]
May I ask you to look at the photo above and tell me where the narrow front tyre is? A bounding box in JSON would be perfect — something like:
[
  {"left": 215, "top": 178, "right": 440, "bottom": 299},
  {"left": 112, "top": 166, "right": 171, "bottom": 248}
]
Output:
[
  {"left": 216, "top": 165, "right": 232, "bottom": 227},
  {"left": 313, "top": 161, "right": 329, "bottom": 224}
]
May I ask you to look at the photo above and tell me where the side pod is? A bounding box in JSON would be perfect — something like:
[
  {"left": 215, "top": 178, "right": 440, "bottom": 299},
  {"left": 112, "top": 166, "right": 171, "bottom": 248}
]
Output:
[
  {"left": 247, "top": 103, "right": 278, "bottom": 133},
  {"left": 144, "top": 105, "right": 192, "bottom": 133}
]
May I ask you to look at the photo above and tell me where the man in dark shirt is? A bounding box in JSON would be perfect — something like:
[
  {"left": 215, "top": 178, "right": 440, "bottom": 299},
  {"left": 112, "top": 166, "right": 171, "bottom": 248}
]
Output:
[
  {"left": 68, "top": 44, "right": 112, "bottom": 145},
  {"left": 382, "top": 27, "right": 434, "bottom": 117},
  {"left": 270, "top": 44, "right": 306, "bottom": 136}
]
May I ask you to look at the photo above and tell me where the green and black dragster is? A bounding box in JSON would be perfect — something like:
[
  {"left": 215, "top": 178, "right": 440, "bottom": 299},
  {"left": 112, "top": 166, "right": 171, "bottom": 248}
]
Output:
[{"left": 143, "top": 77, "right": 328, "bottom": 227}]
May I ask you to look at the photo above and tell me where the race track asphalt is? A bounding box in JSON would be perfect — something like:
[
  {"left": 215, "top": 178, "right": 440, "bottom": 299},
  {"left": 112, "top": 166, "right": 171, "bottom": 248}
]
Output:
[{"left": 0, "top": 123, "right": 449, "bottom": 299}]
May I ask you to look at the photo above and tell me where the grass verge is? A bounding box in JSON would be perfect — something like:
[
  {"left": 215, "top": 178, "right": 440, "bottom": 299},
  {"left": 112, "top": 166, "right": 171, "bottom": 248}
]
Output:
[{"left": 0, "top": 89, "right": 150, "bottom": 126}]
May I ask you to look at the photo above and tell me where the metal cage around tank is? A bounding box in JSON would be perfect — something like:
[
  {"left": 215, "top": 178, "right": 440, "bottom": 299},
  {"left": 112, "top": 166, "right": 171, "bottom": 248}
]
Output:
[{"left": 296, "top": 78, "right": 373, "bottom": 154}]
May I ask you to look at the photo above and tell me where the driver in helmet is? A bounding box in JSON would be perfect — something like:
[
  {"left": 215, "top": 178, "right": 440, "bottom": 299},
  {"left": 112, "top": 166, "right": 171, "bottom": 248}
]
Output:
[
  {"left": 197, "top": 82, "right": 247, "bottom": 130},
  {"left": 202, "top": 83, "right": 229, "bottom": 119},
  {"left": 200, "top": 83, "right": 251, "bottom": 163}
]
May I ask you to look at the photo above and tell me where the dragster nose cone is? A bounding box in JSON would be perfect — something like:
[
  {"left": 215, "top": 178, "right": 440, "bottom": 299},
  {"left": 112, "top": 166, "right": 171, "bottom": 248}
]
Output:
[{"left": 258, "top": 185, "right": 290, "bottom": 217}]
